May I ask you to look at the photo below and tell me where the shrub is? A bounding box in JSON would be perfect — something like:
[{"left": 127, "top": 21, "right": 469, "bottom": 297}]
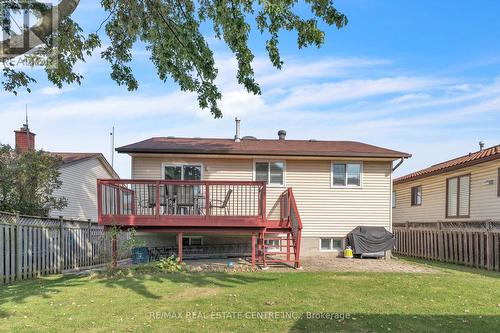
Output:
[{"left": 156, "top": 255, "right": 185, "bottom": 272}]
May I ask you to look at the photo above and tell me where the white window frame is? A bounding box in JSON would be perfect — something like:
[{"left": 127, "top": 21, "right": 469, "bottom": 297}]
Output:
[
  {"left": 319, "top": 238, "right": 343, "bottom": 252},
  {"left": 161, "top": 162, "right": 204, "bottom": 180},
  {"left": 253, "top": 160, "right": 286, "bottom": 187},
  {"left": 181, "top": 236, "right": 203, "bottom": 246},
  {"left": 331, "top": 161, "right": 363, "bottom": 188},
  {"left": 264, "top": 239, "right": 281, "bottom": 252}
]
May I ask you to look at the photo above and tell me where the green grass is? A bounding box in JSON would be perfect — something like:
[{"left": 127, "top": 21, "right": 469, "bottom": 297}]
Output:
[{"left": 1, "top": 259, "right": 499, "bottom": 333}]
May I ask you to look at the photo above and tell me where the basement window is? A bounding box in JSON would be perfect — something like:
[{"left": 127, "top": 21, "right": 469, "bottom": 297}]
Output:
[
  {"left": 320, "top": 238, "right": 343, "bottom": 252},
  {"left": 182, "top": 236, "right": 203, "bottom": 247}
]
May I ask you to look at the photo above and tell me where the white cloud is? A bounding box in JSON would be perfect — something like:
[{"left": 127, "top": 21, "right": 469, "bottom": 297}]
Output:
[{"left": 2, "top": 54, "right": 500, "bottom": 179}]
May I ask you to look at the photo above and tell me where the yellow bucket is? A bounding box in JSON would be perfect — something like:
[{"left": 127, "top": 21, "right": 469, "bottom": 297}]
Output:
[{"left": 343, "top": 246, "right": 353, "bottom": 258}]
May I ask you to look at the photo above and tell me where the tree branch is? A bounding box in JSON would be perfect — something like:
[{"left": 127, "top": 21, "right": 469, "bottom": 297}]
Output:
[{"left": 0, "top": 0, "right": 80, "bottom": 58}]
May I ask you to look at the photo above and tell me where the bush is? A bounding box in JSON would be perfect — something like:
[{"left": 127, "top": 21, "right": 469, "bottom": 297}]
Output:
[{"left": 156, "top": 255, "right": 185, "bottom": 272}]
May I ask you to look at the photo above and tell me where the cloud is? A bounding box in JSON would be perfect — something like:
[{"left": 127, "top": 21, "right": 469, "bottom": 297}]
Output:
[
  {"left": 40, "top": 86, "right": 75, "bottom": 96},
  {"left": 2, "top": 54, "right": 500, "bottom": 178}
]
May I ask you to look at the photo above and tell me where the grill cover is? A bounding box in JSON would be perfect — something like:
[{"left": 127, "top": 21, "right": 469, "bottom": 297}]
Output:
[{"left": 347, "top": 226, "right": 394, "bottom": 254}]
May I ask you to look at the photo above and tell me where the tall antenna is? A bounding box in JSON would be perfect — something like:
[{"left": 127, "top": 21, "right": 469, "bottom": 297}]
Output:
[
  {"left": 25, "top": 104, "right": 28, "bottom": 127},
  {"left": 25, "top": 104, "right": 30, "bottom": 150},
  {"left": 110, "top": 126, "right": 115, "bottom": 168}
]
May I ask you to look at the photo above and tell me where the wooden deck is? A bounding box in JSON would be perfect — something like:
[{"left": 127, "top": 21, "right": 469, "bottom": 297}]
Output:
[
  {"left": 97, "top": 180, "right": 267, "bottom": 228},
  {"left": 97, "top": 179, "right": 303, "bottom": 268}
]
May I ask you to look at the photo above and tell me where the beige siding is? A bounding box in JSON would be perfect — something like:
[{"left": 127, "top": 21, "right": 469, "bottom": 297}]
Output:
[
  {"left": 133, "top": 156, "right": 392, "bottom": 238},
  {"left": 393, "top": 159, "right": 500, "bottom": 223},
  {"left": 50, "top": 158, "right": 115, "bottom": 221}
]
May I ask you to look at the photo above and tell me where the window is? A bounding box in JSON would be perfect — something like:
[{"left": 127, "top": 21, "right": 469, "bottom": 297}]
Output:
[
  {"left": 320, "top": 238, "right": 343, "bottom": 251},
  {"left": 497, "top": 168, "right": 500, "bottom": 197},
  {"left": 164, "top": 164, "right": 202, "bottom": 180},
  {"left": 447, "top": 174, "right": 470, "bottom": 218},
  {"left": 392, "top": 191, "right": 397, "bottom": 208},
  {"left": 254, "top": 161, "right": 284, "bottom": 186},
  {"left": 264, "top": 239, "right": 281, "bottom": 252},
  {"left": 411, "top": 186, "right": 422, "bottom": 206},
  {"left": 332, "top": 162, "right": 361, "bottom": 187},
  {"left": 182, "top": 236, "right": 203, "bottom": 246}
]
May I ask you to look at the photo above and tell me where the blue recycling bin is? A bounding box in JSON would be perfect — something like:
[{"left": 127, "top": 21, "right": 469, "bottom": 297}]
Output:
[{"left": 132, "top": 247, "right": 149, "bottom": 264}]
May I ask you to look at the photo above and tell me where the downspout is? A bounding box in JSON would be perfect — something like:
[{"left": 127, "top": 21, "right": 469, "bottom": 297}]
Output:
[{"left": 392, "top": 157, "right": 406, "bottom": 172}]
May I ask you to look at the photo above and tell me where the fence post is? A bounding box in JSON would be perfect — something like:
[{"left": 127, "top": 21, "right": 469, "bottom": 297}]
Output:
[
  {"left": 437, "top": 222, "right": 444, "bottom": 261},
  {"left": 485, "top": 221, "right": 492, "bottom": 270},
  {"left": 15, "top": 213, "right": 22, "bottom": 281},
  {"left": 58, "top": 216, "right": 63, "bottom": 273},
  {"left": 88, "top": 220, "right": 92, "bottom": 267}
]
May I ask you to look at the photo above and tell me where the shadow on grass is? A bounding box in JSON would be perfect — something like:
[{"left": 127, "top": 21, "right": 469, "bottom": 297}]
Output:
[
  {"left": 290, "top": 313, "right": 500, "bottom": 333},
  {"left": 0, "top": 275, "right": 88, "bottom": 318},
  {"left": 0, "top": 269, "right": 275, "bottom": 318},
  {"left": 96, "top": 270, "right": 275, "bottom": 300},
  {"left": 396, "top": 255, "right": 500, "bottom": 278}
]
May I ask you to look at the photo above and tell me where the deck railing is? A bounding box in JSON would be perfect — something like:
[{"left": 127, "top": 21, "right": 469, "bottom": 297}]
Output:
[{"left": 97, "top": 180, "right": 266, "bottom": 225}]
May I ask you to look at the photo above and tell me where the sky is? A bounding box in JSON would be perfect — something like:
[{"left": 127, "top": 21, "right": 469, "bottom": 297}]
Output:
[{"left": 2, "top": 0, "right": 500, "bottom": 178}]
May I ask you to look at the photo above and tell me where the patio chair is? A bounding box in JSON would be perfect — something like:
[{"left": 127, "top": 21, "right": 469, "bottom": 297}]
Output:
[
  {"left": 209, "top": 189, "right": 233, "bottom": 215},
  {"left": 176, "top": 185, "right": 195, "bottom": 214}
]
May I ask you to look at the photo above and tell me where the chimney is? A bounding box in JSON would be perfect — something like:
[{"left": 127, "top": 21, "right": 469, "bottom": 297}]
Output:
[
  {"left": 234, "top": 117, "right": 241, "bottom": 142},
  {"left": 14, "top": 123, "right": 35, "bottom": 153},
  {"left": 278, "top": 130, "right": 286, "bottom": 141},
  {"left": 479, "top": 141, "right": 485, "bottom": 151}
]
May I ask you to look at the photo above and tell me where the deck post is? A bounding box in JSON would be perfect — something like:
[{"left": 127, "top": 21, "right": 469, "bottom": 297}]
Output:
[
  {"left": 295, "top": 229, "right": 302, "bottom": 269},
  {"left": 111, "top": 232, "right": 117, "bottom": 268},
  {"left": 286, "top": 233, "right": 291, "bottom": 262},
  {"left": 262, "top": 232, "right": 267, "bottom": 269},
  {"left": 251, "top": 233, "right": 256, "bottom": 268},
  {"left": 177, "top": 233, "right": 183, "bottom": 262}
]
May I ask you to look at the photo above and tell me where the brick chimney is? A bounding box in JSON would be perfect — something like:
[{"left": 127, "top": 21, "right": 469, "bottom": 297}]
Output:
[{"left": 14, "top": 124, "right": 35, "bottom": 153}]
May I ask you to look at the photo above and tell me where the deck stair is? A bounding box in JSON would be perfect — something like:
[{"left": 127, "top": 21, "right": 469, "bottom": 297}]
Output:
[{"left": 258, "top": 188, "right": 303, "bottom": 269}]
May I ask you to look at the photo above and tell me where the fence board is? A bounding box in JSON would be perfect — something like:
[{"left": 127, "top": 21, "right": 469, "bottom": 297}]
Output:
[
  {"left": 394, "top": 221, "right": 500, "bottom": 272},
  {"left": 0, "top": 212, "right": 130, "bottom": 284}
]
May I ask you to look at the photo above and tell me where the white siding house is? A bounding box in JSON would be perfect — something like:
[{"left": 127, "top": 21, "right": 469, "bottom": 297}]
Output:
[{"left": 50, "top": 153, "right": 118, "bottom": 221}]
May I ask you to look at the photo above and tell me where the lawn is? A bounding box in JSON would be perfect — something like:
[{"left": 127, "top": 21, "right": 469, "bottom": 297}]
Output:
[{"left": 0, "top": 259, "right": 499, "bottom": 333}]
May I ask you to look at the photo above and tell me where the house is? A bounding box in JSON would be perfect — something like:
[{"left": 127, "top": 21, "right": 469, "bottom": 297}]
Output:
[
  {"left": 97, "top": 120, "right": 410, "bottom": 267},
  {"left": 393, "top": 143, "right": 500, "bottom": 223},
  {"left": 14, "top": 123, "right": 119, "bottom": 222}
]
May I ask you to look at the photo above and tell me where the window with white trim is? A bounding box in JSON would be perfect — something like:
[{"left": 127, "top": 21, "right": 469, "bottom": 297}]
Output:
[
  {"left": 182, "top": 236, "right": 203, "bottom": 246},
  {"left": 264, "top": 239, "right": 281, "bottom": 252},
  {"left": 447, "top": 174, "right": 470, "bottom": 218},
  {"left": 332, "top": 162, "right": 362, "bottom": 187},
  {"left": 164, "top": 164, "right": 202, "bottom": 180},
  {"left": 411, "top": 186, "right": 422, "bottom": 206},
  {"left": 255, "top": 161, "right": 284, "bottom": 186},
  {"left": 320, "top": 238, "right": 343, "bottom": 251}
]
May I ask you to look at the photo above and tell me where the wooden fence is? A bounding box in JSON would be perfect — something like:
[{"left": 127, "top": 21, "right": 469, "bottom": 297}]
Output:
[
  {"left": 393, "top": 221, "right": 500, "bottom": 271},
  {"left": 1, "top": 212, "right": 130, "bottom": 284}
]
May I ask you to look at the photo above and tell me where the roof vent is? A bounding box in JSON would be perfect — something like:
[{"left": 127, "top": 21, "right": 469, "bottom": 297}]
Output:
[
  {"left": 234, "top": 118, "right": 241, "bottom": 142},
  {"left": 278, "top": 130, "right": 286, "bottom": 141},
  {"left": 309, "top": 139, "right": 317, "bottom": 142},
  {"left": 479, "top": 141, "right": 485, "bottom": 151},
  {"left": 167, "top": 136, "right": 175, "bottom": 139},
  {"left": 242, "top": 136, "right": 258, "bottom": 140}
]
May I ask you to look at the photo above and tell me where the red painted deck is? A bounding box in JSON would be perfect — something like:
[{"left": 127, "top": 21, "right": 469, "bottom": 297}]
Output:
[
  {"left": 97, "top": 179, "right": 303, "bottom": 268},
  {"left": 97, "top": 179, "right": 267, "bottom": 228}
]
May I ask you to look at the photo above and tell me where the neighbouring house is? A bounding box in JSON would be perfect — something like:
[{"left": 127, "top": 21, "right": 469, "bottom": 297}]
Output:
[
  {"left": 393, "top": 143, "right": 500, "bottom": 223},
  {"left": 97, "top": 120, "right": 410, "bottom": 267},
  {"left": 14, "top": 123, "right": 119, "bottom": 222}
]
